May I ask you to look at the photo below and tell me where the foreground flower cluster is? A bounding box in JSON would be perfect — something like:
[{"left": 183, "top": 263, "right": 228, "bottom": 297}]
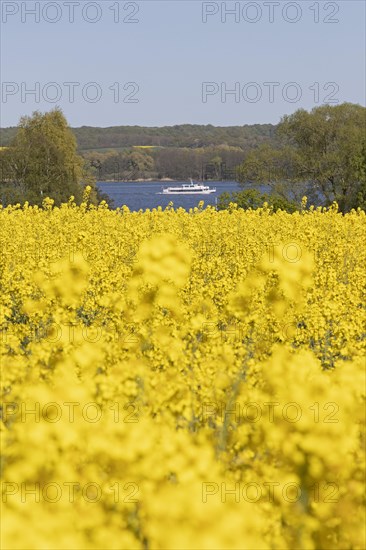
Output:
[{"left": 1, "top": 195, "right": 365, "bottom": 549}]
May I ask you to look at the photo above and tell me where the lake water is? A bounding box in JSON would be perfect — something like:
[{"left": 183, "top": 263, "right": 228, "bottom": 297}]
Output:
[{"left": 97, "top": 181, "right": 245, "bottom": 211}]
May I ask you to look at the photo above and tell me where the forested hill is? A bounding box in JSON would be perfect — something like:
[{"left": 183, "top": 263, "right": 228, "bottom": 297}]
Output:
[{"left": 0, "top": 123, "right": 278, "bottom": 151}]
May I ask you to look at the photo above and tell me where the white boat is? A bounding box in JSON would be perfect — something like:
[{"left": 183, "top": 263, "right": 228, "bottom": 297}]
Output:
[{"left": 158, "top": 179, "right": 216, "bottom": 195}]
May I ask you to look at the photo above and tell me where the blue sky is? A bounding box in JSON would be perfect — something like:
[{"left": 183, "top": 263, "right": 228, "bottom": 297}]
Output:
[{"left": 1, "top": 0, "right": 365, "bottom": 127}]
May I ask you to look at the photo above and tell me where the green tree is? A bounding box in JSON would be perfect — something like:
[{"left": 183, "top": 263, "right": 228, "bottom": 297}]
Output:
[
  {"left": 126, "top": 150, "right": 155, "bottom": 179},
  {"left": 217, "top": 189, "right": 298, "bottom": 212},
  {"left": 209, "top": 155, "right": 223, "bottom": 179},
  {"left": 0, "top": 109, "right": 93, "bottom": 205},
  {"left": 237, "top": 103, "right": 366, "bottom": 212}
]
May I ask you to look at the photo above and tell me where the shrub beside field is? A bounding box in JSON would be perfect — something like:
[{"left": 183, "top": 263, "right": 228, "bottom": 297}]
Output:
[{"left": 1, "top": 192, "right": 365, "bottom": 549}]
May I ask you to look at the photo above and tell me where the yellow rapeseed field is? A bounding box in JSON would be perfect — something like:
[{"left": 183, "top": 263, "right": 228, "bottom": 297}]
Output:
[{"left": 1, "top": 189, "right": 365, "bottom": 549}]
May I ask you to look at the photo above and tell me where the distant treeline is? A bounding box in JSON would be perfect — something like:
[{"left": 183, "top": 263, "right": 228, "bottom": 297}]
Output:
[
  {"left": 1, "top": 123, "right": 281, "bottom": 182},
  {"left": 83, "top": 145, "right": 249, "bottom": 181},
  {"left": 1, "top": 123, "right": 278, "bottom": 151}
]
